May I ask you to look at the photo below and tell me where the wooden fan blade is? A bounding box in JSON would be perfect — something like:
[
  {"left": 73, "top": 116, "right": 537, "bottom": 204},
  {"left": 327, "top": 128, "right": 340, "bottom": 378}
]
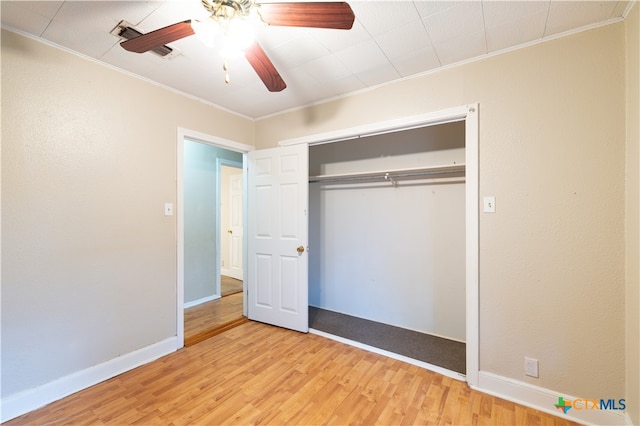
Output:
[
  {"left": 258, "top": 2, "right": 355, "bottom": 30},
  {"left": 244, "top": 42, "right": 287, "bottom": 92},
  {"left": 121, "top": 20, "right": 194, "bottom": 53}
]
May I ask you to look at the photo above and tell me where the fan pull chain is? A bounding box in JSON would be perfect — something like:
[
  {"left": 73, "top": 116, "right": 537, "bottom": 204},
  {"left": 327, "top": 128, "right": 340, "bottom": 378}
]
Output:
[{"left": 223, "top": 60, "right": 230, "bottom": 84}]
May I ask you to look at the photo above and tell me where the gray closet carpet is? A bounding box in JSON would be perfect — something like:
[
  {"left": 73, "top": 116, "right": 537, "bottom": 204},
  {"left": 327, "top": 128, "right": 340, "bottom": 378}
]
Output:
[{"left": 308, "top": 306, "right": 466, "bottom": 375}]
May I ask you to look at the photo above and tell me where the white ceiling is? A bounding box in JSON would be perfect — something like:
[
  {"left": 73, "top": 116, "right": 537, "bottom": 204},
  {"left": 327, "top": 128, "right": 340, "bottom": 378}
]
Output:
[{"left": 1, "top": 0, "right": 632, "bottom": 119}]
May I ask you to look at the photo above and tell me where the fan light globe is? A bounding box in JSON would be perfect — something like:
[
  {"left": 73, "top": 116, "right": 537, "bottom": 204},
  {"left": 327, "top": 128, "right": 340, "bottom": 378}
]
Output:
[
  {"left": 195, "top": 1, "right": 256, "bottom": 56},
  {"left": 227, "top": 19, "right": 255, "bottom": 50},
  {"left": 192, "top": 19, "right": 222, "bottom": 48}
]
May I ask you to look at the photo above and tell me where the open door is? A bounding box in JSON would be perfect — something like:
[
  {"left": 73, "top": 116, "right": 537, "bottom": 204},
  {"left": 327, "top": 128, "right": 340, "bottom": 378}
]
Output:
[{"left": 247, "top": 144, "right": 309, "bottom": 332}]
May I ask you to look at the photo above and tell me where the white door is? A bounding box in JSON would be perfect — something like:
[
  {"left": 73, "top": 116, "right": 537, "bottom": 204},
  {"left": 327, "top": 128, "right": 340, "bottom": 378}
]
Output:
[
  {"left": 247, "top": 144, "right": 309, "bottom": 332},
  {"left": 228, "top": 172, "right": 243, "bottom": 280}
]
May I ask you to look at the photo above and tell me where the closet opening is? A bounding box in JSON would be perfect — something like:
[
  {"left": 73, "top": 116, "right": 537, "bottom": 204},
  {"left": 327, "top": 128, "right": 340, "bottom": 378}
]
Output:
[{"left": 307, "top": 119, "right": 468, "bottom": 379}]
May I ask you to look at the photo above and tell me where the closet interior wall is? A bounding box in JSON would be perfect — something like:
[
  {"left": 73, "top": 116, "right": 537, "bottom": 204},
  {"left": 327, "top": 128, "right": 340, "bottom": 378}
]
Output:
[{"left": 308, "top": 121, "right": 467, "bottom": 342}]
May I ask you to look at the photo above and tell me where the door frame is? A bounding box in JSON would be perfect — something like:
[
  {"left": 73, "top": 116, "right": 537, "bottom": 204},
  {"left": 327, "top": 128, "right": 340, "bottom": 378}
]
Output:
[
  {"left": 176, "top": 127, "right": 253, "bottom": 348},
  {"left": 279, "top": 104, "right": 479, "bottom": 387},
  {"left": 217, "top": 159, "right": 243, "bottom": 284}
]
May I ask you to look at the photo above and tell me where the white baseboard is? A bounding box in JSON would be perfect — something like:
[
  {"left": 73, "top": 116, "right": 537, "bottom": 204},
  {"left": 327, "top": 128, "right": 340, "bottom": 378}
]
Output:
[
  {"left": 183, "top": 294, "right": 219, "bottom": 309},
  {"left": 221, "top": 268, "right": 230, "bottom": 276},
  {"left": 476, "top": 371, "right": 628, "bottom": 426},
  {"left": 309, "top": 328, "right": 466, "bottom": 382},
  {"left": 1, "top": 336, "right": 178, "bottom": 423}
]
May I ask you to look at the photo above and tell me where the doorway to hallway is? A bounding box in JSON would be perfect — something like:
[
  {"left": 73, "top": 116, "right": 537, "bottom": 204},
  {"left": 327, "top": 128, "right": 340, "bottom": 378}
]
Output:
[{"left": 182, "top": 139, "right": 246, "bottom": 346}]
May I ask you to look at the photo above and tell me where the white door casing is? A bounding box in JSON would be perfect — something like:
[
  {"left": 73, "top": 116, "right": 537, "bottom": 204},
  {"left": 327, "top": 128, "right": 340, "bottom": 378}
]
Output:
[
  {"left": 228, "top": 172, "right": 243, "bottom": 280},
  {"left": 177, "top": 128, "right": 255, "bottom": 347},
  {"left": 247, "top": 144, "right": 309, "bottom": 332}
]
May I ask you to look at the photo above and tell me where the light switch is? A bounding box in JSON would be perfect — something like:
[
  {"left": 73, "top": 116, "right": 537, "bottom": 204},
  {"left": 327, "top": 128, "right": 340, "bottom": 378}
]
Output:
[
  {"left": 164, "top": 203, "right": 173, "bottom": 216},
  {"left": 483, "top": 196, "right": 496, "bottom": 213}
]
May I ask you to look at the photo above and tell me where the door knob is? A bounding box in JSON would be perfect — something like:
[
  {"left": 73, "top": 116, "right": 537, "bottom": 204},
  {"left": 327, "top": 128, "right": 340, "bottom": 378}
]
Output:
[
  {"left": 228, "top": 230, "right": 233, "bottom": 234},
  {"left": 297, "top": 246, "right": 305, "bottom": 253}
]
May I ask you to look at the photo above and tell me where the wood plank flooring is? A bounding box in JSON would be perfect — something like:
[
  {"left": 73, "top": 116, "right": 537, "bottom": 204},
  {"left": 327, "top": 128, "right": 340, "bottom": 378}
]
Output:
[
  {"left": 6, "top": 321, "right": 580, "bottom": 426},
  {"left": 220, "top": 276, "right": 243, "bottom": 297},
  {"left": 184, "top": 292, "right": 244, "bottom": 343}
]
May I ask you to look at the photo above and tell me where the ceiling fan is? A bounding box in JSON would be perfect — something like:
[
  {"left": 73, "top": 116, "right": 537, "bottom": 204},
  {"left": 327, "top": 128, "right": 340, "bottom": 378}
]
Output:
[{"left": 120, "top": 0, "right": 355, "bottom": 92}]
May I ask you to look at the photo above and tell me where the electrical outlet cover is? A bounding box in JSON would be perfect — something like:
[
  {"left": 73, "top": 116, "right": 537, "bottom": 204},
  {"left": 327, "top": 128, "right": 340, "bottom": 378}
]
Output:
[
  {"left": 483, "top": 196, "right": 496, "bottom": 213},
  {"left": 525, "top": 357, "right": 539, "bottom": 378}
]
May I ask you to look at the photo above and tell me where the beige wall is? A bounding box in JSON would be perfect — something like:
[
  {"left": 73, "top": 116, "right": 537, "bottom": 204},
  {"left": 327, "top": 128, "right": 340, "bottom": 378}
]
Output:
[
  {"left": 625, "top": 3, "right": 640, "bottom": 425},
  {"left": 257, "top": 23, "right": 627, "bottom": 400},
  {"left": 1, "top": 29, "right": 253, "bottom": 397}
]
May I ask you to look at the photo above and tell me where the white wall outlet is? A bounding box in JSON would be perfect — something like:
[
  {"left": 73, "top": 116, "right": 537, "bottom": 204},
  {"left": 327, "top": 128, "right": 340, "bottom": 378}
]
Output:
[
  {"left": 164, "top": 203, "right": 173, "bottom": 216},
  {"left": 525, "top": 357, "right": 539, "bottom": 378},
  {"left": 483, "top": 196, "right": 496, "bottom": 213}
]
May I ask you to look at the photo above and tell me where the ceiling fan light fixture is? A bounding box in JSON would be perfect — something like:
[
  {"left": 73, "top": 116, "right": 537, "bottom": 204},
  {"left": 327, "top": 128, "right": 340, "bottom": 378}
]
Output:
[
  {"left": 219, "top": 33, "right": 251, "bottom": 60},
  {"left": 197, "top": 0, "right": 258, "bottom": 59},
  {"left": 225, "top": 18, "right": 256, "bottom": 50},
  {"left": 120, "top": 0, "right": 355, "bottom": 92},
  {"left": 191, "top": 18, "right": 222, "bottom": 48},
  {"left": 201, "top": 0, "right": 254, "bottom": 20}
]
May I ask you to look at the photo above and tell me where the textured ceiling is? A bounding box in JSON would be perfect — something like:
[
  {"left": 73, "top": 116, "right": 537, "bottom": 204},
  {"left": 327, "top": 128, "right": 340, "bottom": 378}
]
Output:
[{"left": 1, "top": 0, "right": 633, "bottom": 119}]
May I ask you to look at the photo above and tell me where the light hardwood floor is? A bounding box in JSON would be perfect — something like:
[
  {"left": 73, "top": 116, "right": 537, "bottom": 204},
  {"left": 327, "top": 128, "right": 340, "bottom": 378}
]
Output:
[
  {"left": 184, "top": 292, "right": 244, "bottom": 343},
  {"left": 184, "top": 276, "right": 245, "bottom": 346},
  {"left": 6, "top": 321, "right": 579, "bottom": 425}
]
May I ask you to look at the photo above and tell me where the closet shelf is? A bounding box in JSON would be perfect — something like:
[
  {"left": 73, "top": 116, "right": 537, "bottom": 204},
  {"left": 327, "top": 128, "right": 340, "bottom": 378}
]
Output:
[{"left": 309, "top": 164, "right": 465, "bottom": 185}]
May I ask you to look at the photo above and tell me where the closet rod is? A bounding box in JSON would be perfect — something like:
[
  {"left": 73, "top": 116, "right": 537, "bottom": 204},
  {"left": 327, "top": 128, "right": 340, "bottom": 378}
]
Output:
[{"left": 309, "top": 164, "right": 465, "bottom": 184}]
